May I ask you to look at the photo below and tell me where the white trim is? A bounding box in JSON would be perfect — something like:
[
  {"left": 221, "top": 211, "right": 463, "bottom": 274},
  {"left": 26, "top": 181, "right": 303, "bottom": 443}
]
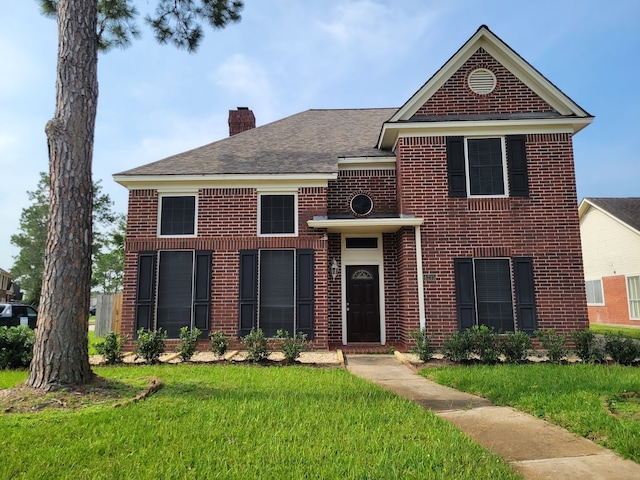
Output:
[
  {"left": 415, "top": 225, "right": 426, "bottom": 330},
  {"left": 113, "top": 173, "right": 336, "bottom": 191},
  {"left": 378, "top": 117, "right": 592, "bottom": 151},
  {"left": 338, "top": 156, "right": 396, "bottom": 171},
  {"left": 340, "top": 233, "right": 386, "bottom": 345},
  {"left": 257, "top": 192, "right": 298, "bottom": 237},
  {"left": 157, "top": 193, "right": 198, "bottom": 238},
  {"left": 308, "top": 216, "right": 423, "bottom": 233}
]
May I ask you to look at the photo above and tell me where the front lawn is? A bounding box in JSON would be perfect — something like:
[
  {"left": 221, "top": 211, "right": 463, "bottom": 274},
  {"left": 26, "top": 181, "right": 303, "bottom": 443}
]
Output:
[
  {"left": 590, "top": 324, "right": 640, "bottom": 340},
  {"left": 0, "top": 365, "right": 519, "bottom": 480},
  {"left": 422, "top": 363, "right": 640, "bottom": 462}
]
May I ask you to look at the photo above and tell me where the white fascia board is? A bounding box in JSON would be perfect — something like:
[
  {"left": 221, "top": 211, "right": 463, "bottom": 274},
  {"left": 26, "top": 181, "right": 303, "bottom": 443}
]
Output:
[
  {"left": 579, "top": 199, "right": 640, "bottom": 236},
  {"left": 338, "top": 156, "right": 396, "bottom": 171},
  {"left": 112, "top": 173, "right": 337, "bottom": 191},
  {"left": 307, "top": 217, "right": 423, "bottom": 233},
  {"left": 379, "top": 117, "right": 594, "bottom": 151}
]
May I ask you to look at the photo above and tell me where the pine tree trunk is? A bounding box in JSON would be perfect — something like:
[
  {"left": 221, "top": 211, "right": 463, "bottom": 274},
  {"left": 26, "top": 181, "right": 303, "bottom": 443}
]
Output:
[{"left": 26, "top": 0, "right": 98, "bottom": 391}]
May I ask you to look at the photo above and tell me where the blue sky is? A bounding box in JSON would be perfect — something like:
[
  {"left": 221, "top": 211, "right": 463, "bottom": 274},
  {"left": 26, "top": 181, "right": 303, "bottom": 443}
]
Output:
[{"left": 1, "top": 0, "right": 638, "bottom": 270}]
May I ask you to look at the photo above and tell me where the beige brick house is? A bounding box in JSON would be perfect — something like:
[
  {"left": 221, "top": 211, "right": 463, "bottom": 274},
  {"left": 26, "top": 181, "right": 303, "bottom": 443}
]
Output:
[{"left": 114, "top": 25, "right": 593, "bottom": 350}]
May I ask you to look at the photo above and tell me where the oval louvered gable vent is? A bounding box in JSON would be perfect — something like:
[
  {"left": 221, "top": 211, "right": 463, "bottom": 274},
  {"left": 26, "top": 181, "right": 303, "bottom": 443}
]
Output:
[{"left": 468, "top": 68, "right": 496, "bottom": 94}]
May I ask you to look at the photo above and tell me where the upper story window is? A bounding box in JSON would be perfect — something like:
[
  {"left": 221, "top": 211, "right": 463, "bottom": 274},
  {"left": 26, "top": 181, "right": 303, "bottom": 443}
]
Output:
[
  {"left": 466, "top": 138, "right": 507, "bottom": 196},
  {"left": 159, "top": 195, "right": 196, "bottom": 236},
  {"left": 447, "top": 135, "right": 529, "bottom": 198},
  {"left": 259, "top": 193, "right": 297, "bottom": 235}
]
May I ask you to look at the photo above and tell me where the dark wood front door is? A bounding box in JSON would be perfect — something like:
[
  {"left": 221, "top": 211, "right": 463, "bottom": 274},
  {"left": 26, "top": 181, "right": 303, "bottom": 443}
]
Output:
[{"left": 346, "top": 265, "right": 380, "bottom": 342}]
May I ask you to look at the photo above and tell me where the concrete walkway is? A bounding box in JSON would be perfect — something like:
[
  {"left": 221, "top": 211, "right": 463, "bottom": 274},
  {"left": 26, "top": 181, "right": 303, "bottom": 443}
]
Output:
[{"left": 345, "top": 353, "right": 640, "bottom": 480}]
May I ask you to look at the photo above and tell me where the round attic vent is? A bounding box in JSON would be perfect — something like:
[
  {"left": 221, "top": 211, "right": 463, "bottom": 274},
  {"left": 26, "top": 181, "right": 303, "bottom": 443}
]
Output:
[
  {"left": 468, "top": 68, "right": 497, "bottom": 94},
  {"left": 350, "top": 194, "right": 373, "bottom": 216}
]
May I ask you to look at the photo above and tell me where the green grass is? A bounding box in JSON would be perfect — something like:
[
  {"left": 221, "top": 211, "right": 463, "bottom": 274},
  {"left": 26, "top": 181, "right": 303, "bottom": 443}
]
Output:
[
  {"left": 422, "top": 363, "right": 640, "bottom": 462},
  {"left": 590, "top": 324, "right": 640, "bottom": 340},
  {"left": 87, "top": 329, "right": 98, "bottom": 355},
  {"left": 0, "top": 365, "right": 520, "bottom": 480}
]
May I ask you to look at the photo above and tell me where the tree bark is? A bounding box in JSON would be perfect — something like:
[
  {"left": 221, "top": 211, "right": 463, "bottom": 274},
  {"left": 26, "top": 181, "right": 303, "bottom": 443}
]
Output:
[{"left": 27, "top": 0, "right": 98, "bottom": 391}]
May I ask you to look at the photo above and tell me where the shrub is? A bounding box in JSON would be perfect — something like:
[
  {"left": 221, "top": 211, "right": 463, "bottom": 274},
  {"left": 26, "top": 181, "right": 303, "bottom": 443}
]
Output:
[
  {"left": 604, "top": 332, "right": 640, "bottom": 366},
  {"left": 442, "top": 330, "right": 473, "bottom": 363},
  {"left": 176, "top": 326, "right": 201, "bottom": 362},
  {"left": 0, "top": 326, "right": 35, "bottom": 369},
  {"left": 242, "top": 328, "right": 271, "bottom": 362},
  {"left": 571, "top": 329, "right": 605, "bottom": 364},
  {"left": 210, "top": 330, "right": 230, "bottom": 358},
  {"left": 134, "top": 328, "right": 167, "bottom": 364},
  {"left": 468, "top": 325, "right": 500, "bottom": 364},
  {"left": 500, "top": 331, "right": 532, "bottom": 364},
  {"left": 94, "top": 332, "right": 125, "bottom": 365},
  {"left": 534, "top": 329, "right": 567, "bottom": 363},
  {"left": 276, "top": 330, "right": 308, "bottom": 363},
  {"left": 409, "top": 328, "right": 433, "bottom": 362}
]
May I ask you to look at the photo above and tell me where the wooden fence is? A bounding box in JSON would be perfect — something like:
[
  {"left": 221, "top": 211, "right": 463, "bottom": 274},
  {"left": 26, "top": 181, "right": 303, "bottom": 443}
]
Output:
[{"left": 94, "top": 293, "right": 123, "bottom": 337}]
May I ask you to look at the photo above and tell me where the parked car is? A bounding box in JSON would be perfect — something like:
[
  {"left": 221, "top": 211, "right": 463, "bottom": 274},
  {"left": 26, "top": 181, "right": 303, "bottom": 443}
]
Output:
[
  {"left": 0, "top": 303, "right": 38, "bottom": 329},
  {"left": 89, "top": 307, "right": 96, "bottom": 316}
]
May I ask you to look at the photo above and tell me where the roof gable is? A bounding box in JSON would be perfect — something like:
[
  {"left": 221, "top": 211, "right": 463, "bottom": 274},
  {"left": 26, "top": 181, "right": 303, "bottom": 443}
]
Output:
[
  {"left": 389, "top": 25, "right": 591, "bottom": 122},
  {"left": 579, "top": 198, "right": 640, "bottom": 235}
]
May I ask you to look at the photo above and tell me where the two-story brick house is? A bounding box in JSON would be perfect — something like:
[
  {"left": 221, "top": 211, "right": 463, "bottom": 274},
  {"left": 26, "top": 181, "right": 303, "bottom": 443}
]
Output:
[{"left": 114, "top": 25, "right": 593, "bottom": 350}]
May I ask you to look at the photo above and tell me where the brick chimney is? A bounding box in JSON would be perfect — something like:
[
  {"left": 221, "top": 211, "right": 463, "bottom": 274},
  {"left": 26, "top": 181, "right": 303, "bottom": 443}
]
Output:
[{"left": 228, "top": 107, "right": 256, "bottom": 136}]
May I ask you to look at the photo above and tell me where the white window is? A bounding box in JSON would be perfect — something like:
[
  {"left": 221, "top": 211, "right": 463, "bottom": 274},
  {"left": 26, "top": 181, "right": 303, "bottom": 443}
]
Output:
[
  {"left": 158, "top": 194, "right": 197, "bottom": 237},
  {"left": 258, "top": 193, "right": 297, "bottom": 236},
  {"left": 585, "top": 279, "right": 604, "bottom": 305},
  {"left": 627, "top": 275, "right": 640, "bottom": 319},
  {"left": 465, "top": 137, "right": 508, "bottom": 197}
]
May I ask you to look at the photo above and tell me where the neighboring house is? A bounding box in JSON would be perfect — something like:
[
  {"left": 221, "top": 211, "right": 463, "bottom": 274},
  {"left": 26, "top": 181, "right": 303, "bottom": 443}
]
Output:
[
  {"left": 579, "top": 198, "right": 640, "bottom": 328},
  {"left": 114, "top": 25, "right": 593, "bottom": 350},
  {"left": 0, "top": 268, "right": 12, "bottom": 302}
]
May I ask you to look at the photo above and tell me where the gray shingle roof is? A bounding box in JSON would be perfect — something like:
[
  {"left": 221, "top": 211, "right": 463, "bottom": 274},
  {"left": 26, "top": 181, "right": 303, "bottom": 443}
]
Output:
[
  {"left": 586, "top": 198, "right": 640, "bottom": 232},
  {"left": 116, "top": 108, "right": 397, "bottom": 176}
]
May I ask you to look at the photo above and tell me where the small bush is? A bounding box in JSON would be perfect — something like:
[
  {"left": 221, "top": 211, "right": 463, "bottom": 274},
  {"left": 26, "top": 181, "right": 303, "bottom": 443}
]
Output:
[
  {"left": 468, "top": 325, "right": 500, "bottom": 364},
  {"left": 442, "top": 330, "right": 473, "bottom": 363},
  {"left": 571, "top": 329, "right": 605, "bottom": 364},
  {"left": 409, "top": 328, "right": 433, "bottom": 362},
  {"left": 0, "top": 326, "right": 35, "bottom": 369},
  {"left": 94, "top": 332, "right": 125, "bottom": 365},
  {"left": 242, "top": 328, "right": 271, "bottom": 362},
  {"left": 534, "top": 329, "right": 567, "bottom": 363},
  {"left": 604, "top": 332, "right": 640, "bottom": 366},
  {"left": 134, "top": 328, "right": 167, "bottom": 364},
  {"left": 176, "top": 326, "right": 201, "bottom": 362},
  {"left": 210, "top": 330, "right": 230, "bottom": 358},
  {"left": 276, "top": 330, "right": 308, "bottom": 363},
  {"left": 500, "top": 331, "right": 532, "bottom": 364}
]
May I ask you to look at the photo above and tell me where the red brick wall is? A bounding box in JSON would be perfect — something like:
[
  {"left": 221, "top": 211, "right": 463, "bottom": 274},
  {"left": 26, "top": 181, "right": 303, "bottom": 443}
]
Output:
[
  {"left": 396, "top": 133, "right": 588, "bottom": 345},
  {"left": 328, "top": 170, "right": 397, "bottom": 216},
  {"left": 588, "top": 275, "right": 638, "bottom": 327},
  {"left": 416, "top": 48, "right": 555, "bottom": 116},
  {"left": 121, "top": 186, "right": 330, "bottom": 349}
]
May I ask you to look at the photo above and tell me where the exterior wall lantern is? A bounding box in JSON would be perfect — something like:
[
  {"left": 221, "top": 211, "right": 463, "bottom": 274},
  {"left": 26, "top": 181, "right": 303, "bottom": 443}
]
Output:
[{"left": 330, "top": 258, "right": 339, "bottom": 280}]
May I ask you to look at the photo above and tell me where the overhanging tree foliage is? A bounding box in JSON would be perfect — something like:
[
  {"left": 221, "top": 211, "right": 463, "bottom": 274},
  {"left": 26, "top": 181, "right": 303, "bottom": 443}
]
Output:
[
  {"left": 27, "top": 0, "right": 243, "bottom": 391},
  {"left": 11, "top": 173, "right": 118, "bottom": 304}
]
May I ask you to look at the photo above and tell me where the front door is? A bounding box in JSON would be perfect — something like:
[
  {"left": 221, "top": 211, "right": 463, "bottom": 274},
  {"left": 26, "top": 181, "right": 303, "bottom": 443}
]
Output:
[{"left": 346, "top": 265, "right": 380, "bottom": 342}]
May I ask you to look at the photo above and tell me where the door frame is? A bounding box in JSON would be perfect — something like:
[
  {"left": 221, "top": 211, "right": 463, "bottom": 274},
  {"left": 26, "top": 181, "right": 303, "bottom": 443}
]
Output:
[{"left": 341, "top": 233, "right": 386, "bottom": 345}]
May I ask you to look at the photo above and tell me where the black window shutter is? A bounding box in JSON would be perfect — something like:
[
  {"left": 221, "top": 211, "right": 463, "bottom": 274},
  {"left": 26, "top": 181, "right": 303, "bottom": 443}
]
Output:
[
  {"left": 238, "top": 250, "right": 258, "bottom": 337},
  {"left": 296, "top": 249, "right": 315, "bottom": 339},
  {"left": 193, "top": 251, "right": 213, "bottom": 339},
  {"left": 454, "top": 258, "right": 476, "bottom": 330},
  {"left": 135, "top": 251, "right": 157, "bottom": 335},
  {"left": 513, "top": 257, "right": 537, "bottom": 333},
  {"left": 447, "top": 136, "right": 467, "bottom": 197},
  {"left": 506, "top": 135, "right": 529, "bottom": 197}
]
